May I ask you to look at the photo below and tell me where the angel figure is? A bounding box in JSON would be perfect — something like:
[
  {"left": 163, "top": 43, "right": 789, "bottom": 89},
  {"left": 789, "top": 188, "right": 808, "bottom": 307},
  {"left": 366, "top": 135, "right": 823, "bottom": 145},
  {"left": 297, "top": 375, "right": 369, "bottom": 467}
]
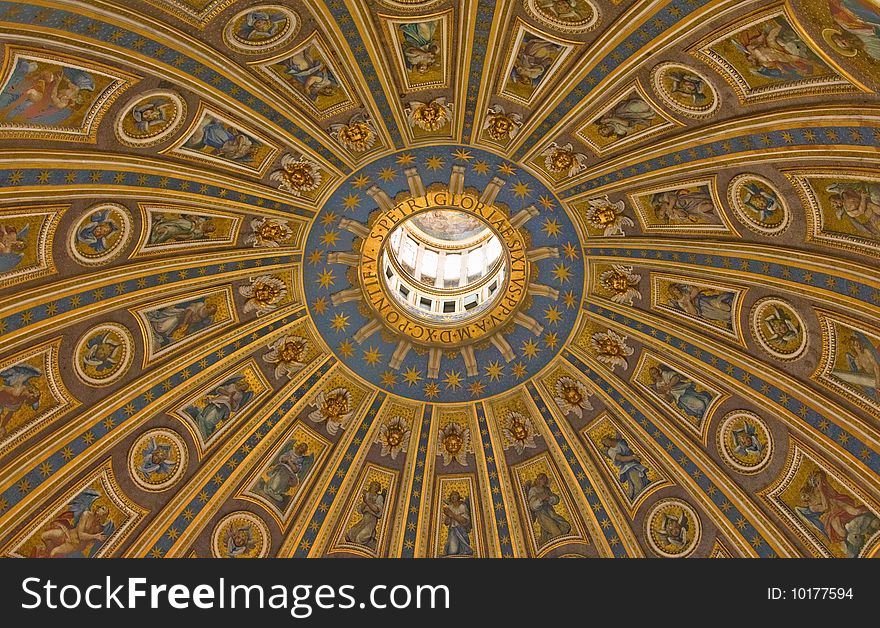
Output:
[
  {"left": 825, "top": 181, "right": 880, "bottom": 237},
  {"left": 345, "top": 481, "right": 385, "bottom": 548},
  {"left": 259, "top": 441, "right": 314, "bottom": 503},
  {"left": 148, "top": 213, "right": 216, "bottom": 245},
  {"left": 82, "top": 331, "right": 124, "bottom": 375},
  {"left": 762, "top": 305, "right": 799, "bottom": 346},
  {"left": 526, "top": 473, "right": 571, "bottom": 546},
  {"left": 278, "top": 44, "right": 340, "bottom": 101},
  {"left": 510, "top": 35, "right": 562, "bottom": 88},
  {"left": 31, "top": 489, "right": 114, "bottom": 558},
  {"left": 740, "top": 182, "right": 781, "bottom": 222},
  {"left": 76, "top": 210, "right": 119, "bottom": 254},
  {"left": 238, "top": 10, "right": 287, "bottom": 42},
  {"left": 0, "top": 61, "right": 96, "bottom": 125},
  {"left": 0, "top": 222, "right": 28, "bottom": 273},
  {"left": 667, "top": 69, "right": 710, "bottom": 106},
  {"left": 139, "top": 436, "right": 177, "bottom": 478},
  {"left": 600, "top": 433, "right": 650, "bottom": 501},
  {"left": 665, "top": 283, "right": 734, "bottom": 326},
  {"left": 186, "top": 375, "right": 253, "bottom": 441},
  {"left": 734, "top": 20, "right": 817, "bottom": 80},
  {"left": 130, "top": 99, "right": 176, "bottom": 134},
  {"left": 658, "top": 510, "right": 690, "bottom": 548},
  {"left": 145, "top": 298, "right": 218, "bottom": 348},
  {"left": 650, "top": 187, "right": 717, "bottom": 224},
  {"left": 0, "top": 363, "right": 41, "bottom": 436},
  {"left": 647, "top": 364, "right": 713, "bottom": 419},
  {"left": 834, "top": 331, "right": 880, "bottom": 401},
  {"left": 185, "top": 116, "right": 261, "bottom": 163},
  {"left": 442, "top": 491, "right": 473, "bottom": 556},
  {"left": 400, "top": 21, "right": 440, "bottom": 74},
  {"left": 594, "top": 96, "right": 658, "bottom": 139},
  {"left": 224, "top": 524, "right": 257, "bottom": 558},
  {"left": 732, "top": 421, "right": 763, "bottom": 458}
]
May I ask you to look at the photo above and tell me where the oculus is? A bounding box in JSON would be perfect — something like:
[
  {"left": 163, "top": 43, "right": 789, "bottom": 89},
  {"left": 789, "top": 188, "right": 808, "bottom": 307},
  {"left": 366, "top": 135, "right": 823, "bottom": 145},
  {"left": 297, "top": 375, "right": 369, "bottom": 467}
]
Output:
[
  {"left": 383, "top": 208, "right": 507, "bottom": 325},
  {"left": 359, "top": 189, "right": 529, "bottom": 347}
]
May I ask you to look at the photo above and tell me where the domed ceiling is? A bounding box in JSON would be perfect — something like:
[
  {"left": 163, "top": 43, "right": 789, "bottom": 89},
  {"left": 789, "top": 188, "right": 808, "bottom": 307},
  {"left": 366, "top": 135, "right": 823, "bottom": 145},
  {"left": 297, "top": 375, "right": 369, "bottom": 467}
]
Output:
[{"left": 0, "top": 0, "right": 878, "bottom": 559}]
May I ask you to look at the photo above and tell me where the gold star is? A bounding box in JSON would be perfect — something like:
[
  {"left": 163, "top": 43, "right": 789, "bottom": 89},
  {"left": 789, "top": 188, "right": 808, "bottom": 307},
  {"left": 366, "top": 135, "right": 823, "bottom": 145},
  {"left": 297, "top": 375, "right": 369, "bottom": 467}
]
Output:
[
  {"left": 320, "top": 211, "right": 338, "bottom": 227},
  {"left": 512, "top": 181, "right": 531, "bottom": 199},
  {"left": 307, "top": 249, "right": 324, "bottom": 265},
  {"left": 563, "top": 290, "right": 577, "bottom": 308},
  {"left": 444, "top": 370, "right": 463, "bottom": 390},
  {"left": 542, "top": 218, "right": 562, "bottom": 237},
  {"left": 352, "top": 174, "right": 370, "bottom": 189},
  {"left": 338, "top": 339, "right": 355, "bottom": 357},
  {"left": 426, "top": 155, "right": 444, "bottom": 170},
  {"left": 317, "top": 268, "right": 335, "bottom": 288},
  {"left": 381, "top": 371, "right": 397, "bottom": 387},
  {"left": 320, "top": 230, "right": 340, "bottom": 246},
  {"left": 544, "top": 332, "right": 559, "bottom": 349},
  {"left": 521, "top": 338, "right": 540, "bottom": 360},
  {"left": 472, "top": 160, "right": 490, "bottom": 175},
  {"left": 498, "top": 163, "right": 515, "bottom": 175},
  {"left": 544, "top": 305, "right": 562, "bottom": 324},
  {"left": 403, "top": 367, "right": 423, "bottom": 386},
  {"left": 331, "top": 312, "right": 350, "bottom": 331},
  {"left": 423, "top": 383, "right": 440, "bottom": 398},
  {"left": 512, "top": 362, "right": 528, "bottom": 378},
  {"left": 343, "top": 193, "right": 360, "bottom": 210},
  {"left": 538, "top": 195, "right": 555, "bottom": 210},
  {"left": 453, "top": 149, "right": 473, "bottom": 161},
  {"left": 363, "top": 346, "right": 382, "bottom": 365},
  {"left": 562, "top": 242, "right": 579, "bottom": 260},
  {"left": 468, "top": 380, "right": 486, "bottom": 396},
  {"left": 396, "top": 152, "right": 416, "bottom": 166},
  {"left": 379, "top": 167, "right": 396, "bottom": 182},
  {"left": 313, "top": 296, "right": 328, "bottom": 314},
  {"left": 551, "top": 263, "right": 571, "bottom": 283},
  {"left": 485, "top": 360, "right": 504, "bottom": 381}
]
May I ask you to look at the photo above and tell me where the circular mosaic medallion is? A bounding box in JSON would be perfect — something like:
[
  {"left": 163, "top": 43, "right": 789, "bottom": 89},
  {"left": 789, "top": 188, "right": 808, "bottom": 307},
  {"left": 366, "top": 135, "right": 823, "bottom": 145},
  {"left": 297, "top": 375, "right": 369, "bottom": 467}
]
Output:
[
  {"left": 523, "top": 0, "right": 599, "bottom": 33},
  {"left": 727, "top": 174, "right": 791, "bottom": 236},
  {"left": 646, "top": 498, "right": 701, "bottom": 557},
  {"left": 128, "top": 428, "right": 188, "bottom": 491},
  {"left": 302, "top": 145, "right": 585, "bottom": 402},
  {"left": 716, "top": 410, "right": 773, "bottom": 475},
  {"left": 222, "top": 5, "right": 299, "bottom": 55},
  {"left": 650, "top": 62, "right": 719, "bottom": 118},
  {"left": 750, "top": 297, "right": 808, "bottom": 361},
  {"left": 114, "top": 90, "right": 186, "bottom": 147},
  {"left": 68, "top": 203, "right": 132, "bottom": 266},
  {"left": 211, "top": 511, "right": 271, "bottom": 558},
  {"left": 73, "top": 322, "right": 135, "bottom": 386}
]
